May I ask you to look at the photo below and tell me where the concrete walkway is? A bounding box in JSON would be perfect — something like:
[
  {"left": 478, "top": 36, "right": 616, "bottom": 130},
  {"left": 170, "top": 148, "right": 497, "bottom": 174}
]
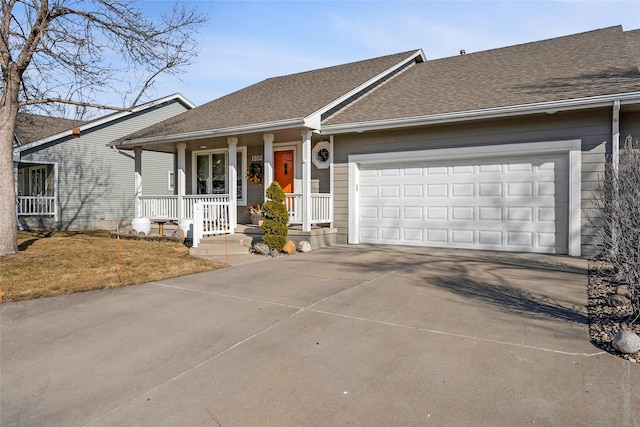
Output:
[{"left": 1, "top": 245, "right": 638, "bottom": 426}]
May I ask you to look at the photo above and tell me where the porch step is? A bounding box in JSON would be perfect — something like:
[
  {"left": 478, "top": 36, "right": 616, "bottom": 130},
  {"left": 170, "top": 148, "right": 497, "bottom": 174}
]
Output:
[{"left": 189, "top": 234, "right": 253, "bottom": 256}]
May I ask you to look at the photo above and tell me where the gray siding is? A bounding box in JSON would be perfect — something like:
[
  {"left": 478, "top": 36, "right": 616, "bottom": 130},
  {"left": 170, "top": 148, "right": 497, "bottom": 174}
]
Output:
[
  {"left": 20, "top": 101, "right": 189, "bottom": 230},
  {"left": 331, "top": 108, "right": 613, "bottom": 257}
]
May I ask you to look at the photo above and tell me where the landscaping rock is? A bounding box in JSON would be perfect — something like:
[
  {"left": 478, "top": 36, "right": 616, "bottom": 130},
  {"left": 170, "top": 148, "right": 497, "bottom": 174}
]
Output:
[
  {"left": 283, "top": 240, "right": 296, "bottom": 255},
  {"left": 616, "top": 285, "right": 632, "bottom": 299},
  {"left": 253, "top": 243, "right": 270, "bottom": 256},
  {"left": 297, "top": 240, "right": 312, "bottom": 252},
  {"left": 269, "top": 248, "right": 280, "bottom": 257},
  {"left": 612, "top": 331, "right": 640, "bottom": 354},
  {"left": 174, "top": 228, "right": 185, "bottom": 241},
  {"left": 606, "top": 295, "right": 629, "bottom": 307},
  {"left": 613, "top": 274, "right": 629, "bottom": 285}
]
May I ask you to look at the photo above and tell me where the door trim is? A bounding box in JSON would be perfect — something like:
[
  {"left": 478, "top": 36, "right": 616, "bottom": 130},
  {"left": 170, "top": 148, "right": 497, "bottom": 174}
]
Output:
[{"left": 348, "top": 139, "right": 582, "bottom": 256}]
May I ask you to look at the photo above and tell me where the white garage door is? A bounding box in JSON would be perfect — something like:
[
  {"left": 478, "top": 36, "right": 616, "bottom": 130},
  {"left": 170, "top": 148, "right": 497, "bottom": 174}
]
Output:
[{"left": 358, "top": 154, "right": 569, "bottom": 254}]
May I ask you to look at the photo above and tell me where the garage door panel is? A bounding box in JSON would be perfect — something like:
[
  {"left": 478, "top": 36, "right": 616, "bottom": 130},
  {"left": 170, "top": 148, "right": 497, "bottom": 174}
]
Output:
[
  {"left": 380, "top": 185, "right": 400, "bottom": 198},
  {"left": 381, "top": 227, "right": 400, "bottom": 241},
  {"left": 452, "top": 183, "right": 474, "bottom": 197},
  {"left": 360, "top": 206, "right": 378, "bottom": 219},
  {"left": 451, "top": 206, "right": 474, "bottom": 220},
  {"left": 451, "top": 229, "right": 474, "bottom": 244},
  {"left": 427, "top": 207, "right": 448, "bottom": 220},
  {"left": 479, "top": 183, "right": 502, "bottom": 197},
  {"left": 478, "top": 207, "right": 502, "bottom": 221},
  {"left": 506, "top": 207, "right": 533, "bottom": 222},
  {"left": 427, "top": 184, "right": 447, "bottom": 197},
  {"left": 478, "top": 230, "right": 502, "bottom": 245},
  {"left": 381, "top": 206, "right": 400, "bottom": 219},
  {"left": 403, "top": 185, "right": 423, "bottom": 197},
  {"left": 359, "top": 153, "right": 569, "bottom": 254}
]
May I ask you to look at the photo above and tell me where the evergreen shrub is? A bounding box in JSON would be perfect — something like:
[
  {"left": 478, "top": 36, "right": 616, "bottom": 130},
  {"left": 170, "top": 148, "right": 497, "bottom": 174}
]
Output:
[{"left": 261, "top": 181, "right": 289, "bottom": 250}]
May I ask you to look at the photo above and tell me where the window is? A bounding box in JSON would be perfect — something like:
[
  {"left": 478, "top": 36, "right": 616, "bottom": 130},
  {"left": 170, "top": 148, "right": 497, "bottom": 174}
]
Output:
[
  {"left": 168, "top": 171, "right": 175, "bottom": 192},
  {"left": 29, "top": 166, "right": 47, "bottom": 196},
  {"left": 193, "top": 148, "right": 247, "bottom": 204}
]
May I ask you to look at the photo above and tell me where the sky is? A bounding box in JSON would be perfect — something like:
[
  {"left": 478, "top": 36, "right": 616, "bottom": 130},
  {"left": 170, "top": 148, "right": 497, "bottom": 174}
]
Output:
[{"left": 139, "top": 0, "right": 640, "bottom": 108}]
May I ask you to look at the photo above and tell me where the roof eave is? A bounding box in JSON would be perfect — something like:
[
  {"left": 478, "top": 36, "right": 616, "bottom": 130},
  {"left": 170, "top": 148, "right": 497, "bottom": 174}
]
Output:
[
  {"left": 15, "top": 93, "right": 195, "bottom": 154},
  {"left": 111, "top": 117, "right": 312, "bottom": 148},
  {"left": 321, "top": 92, "right": 640, "bottom": 135}
]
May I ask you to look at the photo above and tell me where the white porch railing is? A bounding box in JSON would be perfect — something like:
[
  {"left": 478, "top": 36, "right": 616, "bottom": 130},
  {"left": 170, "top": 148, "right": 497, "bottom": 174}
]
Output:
[
  {"left": 138, "top": 193, "right": 331, "bottom": 247},
  {"left": 182, "top": 195, "right": 229, "bottom": 220},
  {"left": 192, "top": 200, "right": 232, "bottom": 248},
  {"left": 139, "top": 195, "right": 230, "bottom": 220},
  {"left": 139, "top": 195, "right": 178, "bottom": 219},
  {"left": 17, "top": 196, "right": 56, "bottom": 216},
  {"left": 285, "top": 193, "right": 333, "bottom": 225}
]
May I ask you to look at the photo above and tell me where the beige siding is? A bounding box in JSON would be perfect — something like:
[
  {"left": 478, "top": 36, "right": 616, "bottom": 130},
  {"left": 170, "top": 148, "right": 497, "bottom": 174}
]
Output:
[{"left": 331, "top": 109, "right": 613, "bottom": 255}]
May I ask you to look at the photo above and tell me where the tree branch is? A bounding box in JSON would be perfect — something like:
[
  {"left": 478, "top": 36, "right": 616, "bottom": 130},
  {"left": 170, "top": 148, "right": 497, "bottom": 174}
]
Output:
[{"left": 19, "top": 97, "right": 128, "bottom": 111}]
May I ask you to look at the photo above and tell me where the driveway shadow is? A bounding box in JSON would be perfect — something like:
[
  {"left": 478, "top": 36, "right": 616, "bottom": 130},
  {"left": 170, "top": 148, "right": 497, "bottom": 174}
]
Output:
[{"left": 430, "top": 276, "right": 587, "bottom": 325}]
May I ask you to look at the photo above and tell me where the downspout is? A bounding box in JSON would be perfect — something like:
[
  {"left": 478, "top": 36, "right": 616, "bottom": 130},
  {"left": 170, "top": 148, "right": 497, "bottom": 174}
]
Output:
[
  {"left": 13, "top": 156, "right": 24, "bottom": 231},
  {"left": 612, "top": 100, "right": 620, "bottom": 177},
  {"left": 611, "top": 100, "right": 620, "bottom": 257}
]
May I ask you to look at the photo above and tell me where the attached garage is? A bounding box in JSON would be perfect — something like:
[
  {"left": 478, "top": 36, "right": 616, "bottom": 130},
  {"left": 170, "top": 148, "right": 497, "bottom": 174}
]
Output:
[{"left": 348, "top": 140, "right": 582, "bottom": 256}]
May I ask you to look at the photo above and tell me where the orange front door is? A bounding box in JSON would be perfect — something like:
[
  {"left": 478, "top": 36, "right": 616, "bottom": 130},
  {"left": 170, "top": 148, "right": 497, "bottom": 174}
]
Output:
[{"left": 274, "top": 150, "right": 294, "bottom": 193}]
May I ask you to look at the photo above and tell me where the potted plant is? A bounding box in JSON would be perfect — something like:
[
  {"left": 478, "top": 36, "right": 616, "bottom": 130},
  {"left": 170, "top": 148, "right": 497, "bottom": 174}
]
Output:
[{"left": 248, "top": 202, "right": 263, "bottom": 225}]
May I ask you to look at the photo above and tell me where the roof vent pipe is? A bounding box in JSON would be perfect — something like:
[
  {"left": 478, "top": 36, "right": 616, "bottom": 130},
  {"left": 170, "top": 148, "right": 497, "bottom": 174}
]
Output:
[{"left": 459, "top": 49, "right": 466, "bottom": 55}]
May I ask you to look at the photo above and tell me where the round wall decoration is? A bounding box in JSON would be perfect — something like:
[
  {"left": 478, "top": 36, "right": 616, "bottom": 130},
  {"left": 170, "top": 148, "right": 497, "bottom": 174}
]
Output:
[{"left": 312, "top": 141, "right": 331, "bottom": 169}]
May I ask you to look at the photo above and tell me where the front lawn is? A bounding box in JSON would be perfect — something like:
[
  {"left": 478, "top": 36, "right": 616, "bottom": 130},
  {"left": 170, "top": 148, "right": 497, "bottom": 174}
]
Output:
[{"left": 0, "top": 231, "right": 226, "bottom": 302}]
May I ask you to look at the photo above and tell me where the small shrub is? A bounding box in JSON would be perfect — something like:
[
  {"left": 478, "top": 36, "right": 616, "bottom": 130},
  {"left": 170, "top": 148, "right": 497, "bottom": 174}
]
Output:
[
  {"left": 593, "top": 135, "right": 640, "bottom": 324},
  {"left": 261, "top": 182, "right": 289, "bottom": 250}
]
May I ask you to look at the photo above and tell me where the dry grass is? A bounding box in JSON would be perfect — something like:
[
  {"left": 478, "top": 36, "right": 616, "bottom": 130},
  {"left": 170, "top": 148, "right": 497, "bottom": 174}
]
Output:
[{"left": 0, "top": 231, "right": 226, "bottom": 302}]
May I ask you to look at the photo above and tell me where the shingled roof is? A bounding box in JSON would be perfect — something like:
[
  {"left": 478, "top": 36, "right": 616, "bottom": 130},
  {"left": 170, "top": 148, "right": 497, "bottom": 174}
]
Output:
[
  {"left": 324, "top": 26, "right": 640, "bottom": 126},
  {"left": 14, "top": 113, "right": 85, "bottom": 146},
  {"left": 116, "top": 26, "right": 640, "bottom": 145},
  {"left": 118, "top": 50, "right": 422, "bottom": 143},
  {"left": 625, "top": 29, "right": 640, "bottom": 71}
]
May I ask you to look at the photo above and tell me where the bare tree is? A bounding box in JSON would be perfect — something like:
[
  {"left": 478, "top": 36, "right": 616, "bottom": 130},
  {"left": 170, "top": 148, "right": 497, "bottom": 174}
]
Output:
[
  {"left": 1, "top": 0, "right": 206, "bottom": 254},
  {"left": 593, "top": 135, "right": 640, "bottom": 324}
]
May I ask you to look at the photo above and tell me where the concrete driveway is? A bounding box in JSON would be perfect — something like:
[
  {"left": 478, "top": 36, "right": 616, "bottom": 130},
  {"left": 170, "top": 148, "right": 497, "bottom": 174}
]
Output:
[{"left": 1, "top": 245, "right": 638, "bottom": 426}]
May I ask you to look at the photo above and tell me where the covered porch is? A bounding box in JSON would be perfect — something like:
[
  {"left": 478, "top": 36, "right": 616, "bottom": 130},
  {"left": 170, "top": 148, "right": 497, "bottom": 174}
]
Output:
[
  {"left": 15, "top": 161, "right": 58, "bottom": 228},
  {"left": 128, "top": 130, "right": 334, "bottom": 247}
]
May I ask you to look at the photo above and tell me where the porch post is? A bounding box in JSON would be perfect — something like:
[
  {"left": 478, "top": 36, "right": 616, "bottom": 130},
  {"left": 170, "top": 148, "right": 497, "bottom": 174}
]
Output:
[
  {"left": 301, "top": 130, "right": 312, "bottom": 231},
  {"left": 134, "top": 147, "right": 142, "bottom": 218},
  {"left": 176, "top": 143, "right": 186, "bottom": 220},
  {"left": 329, "top": 135, "right": 334, "bottom": 228},
  {"left": 228, "top": 137, "right": 238, "bottom": 232},
  {"left": 263, "top": 133, "right": 274, "bottom": 196}
]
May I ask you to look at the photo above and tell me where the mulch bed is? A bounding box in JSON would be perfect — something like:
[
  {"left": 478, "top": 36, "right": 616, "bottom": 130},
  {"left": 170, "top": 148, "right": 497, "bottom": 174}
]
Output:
[
  {"left": 588, "top": 259, "right": 640, "bottom": 362},
  {"left": 108, "top": 231, "right": 184, "bottom": 244}
]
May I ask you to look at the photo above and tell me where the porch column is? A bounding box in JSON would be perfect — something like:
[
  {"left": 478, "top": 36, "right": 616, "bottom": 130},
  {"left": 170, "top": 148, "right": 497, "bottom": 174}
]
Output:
[
  {"left": 263, "top": 133, "right": 274, "bottom": 196},
  {"left": 228, "top": 137, "right": 238, "bottom": 232},
  {"left": 329, "top": 135, "right": 334, "bottom": 228},
  {"left": 134, "top": 147, "right": 142, "bottom": 218},
  {"left": 301, "top": 130, "right": 312, "bottom": 231},
  {"left": 176, "top": 143, "right": 186, "bottom": 220}
]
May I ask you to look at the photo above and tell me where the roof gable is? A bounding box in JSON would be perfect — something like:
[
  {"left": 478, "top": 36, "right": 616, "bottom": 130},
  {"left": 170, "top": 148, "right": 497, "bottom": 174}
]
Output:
[{"left": 118, "top": 50, "right": 423, "bottom": 143}]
